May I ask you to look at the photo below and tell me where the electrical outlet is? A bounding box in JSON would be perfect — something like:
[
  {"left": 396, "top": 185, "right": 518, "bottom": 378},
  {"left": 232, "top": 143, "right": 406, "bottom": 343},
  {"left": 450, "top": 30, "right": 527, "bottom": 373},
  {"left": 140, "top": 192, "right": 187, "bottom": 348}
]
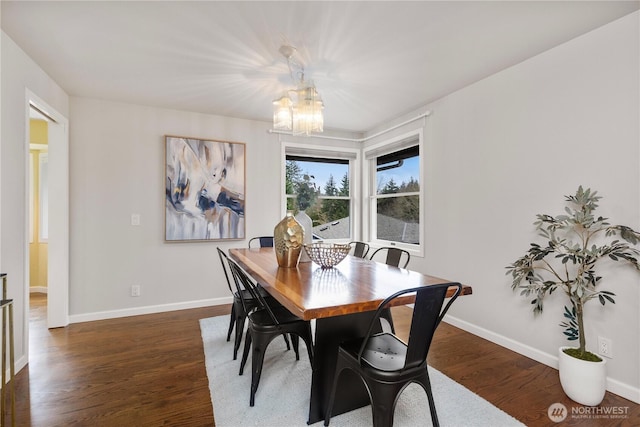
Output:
[
  {"left": 131, "top": 285, "right": 141, "bottom": 297},
  {"left": 598, "top": 336, "right": 613, "bottom": 359}
]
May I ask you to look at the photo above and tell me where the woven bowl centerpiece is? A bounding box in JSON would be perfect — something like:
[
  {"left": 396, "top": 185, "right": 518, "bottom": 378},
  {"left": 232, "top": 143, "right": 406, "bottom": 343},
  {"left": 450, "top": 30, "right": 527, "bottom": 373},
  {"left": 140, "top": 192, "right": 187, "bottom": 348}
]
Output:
[{"left": 303, "top": 242, "right": 352, "bottom": 269}]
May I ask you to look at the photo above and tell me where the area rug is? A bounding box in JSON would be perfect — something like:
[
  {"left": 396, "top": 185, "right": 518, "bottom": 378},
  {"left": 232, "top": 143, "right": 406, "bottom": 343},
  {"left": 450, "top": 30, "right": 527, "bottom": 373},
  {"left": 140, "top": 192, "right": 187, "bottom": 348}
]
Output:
[{"left": 200, "top": 315, "right": 524, "bottom": 427}]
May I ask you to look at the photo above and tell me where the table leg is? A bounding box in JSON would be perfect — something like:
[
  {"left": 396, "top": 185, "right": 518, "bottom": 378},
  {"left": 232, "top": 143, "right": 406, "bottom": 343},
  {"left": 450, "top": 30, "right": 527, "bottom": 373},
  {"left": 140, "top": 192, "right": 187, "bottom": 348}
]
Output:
[{"left": 307, "top": 311, "right": 382, "bottom": 425}]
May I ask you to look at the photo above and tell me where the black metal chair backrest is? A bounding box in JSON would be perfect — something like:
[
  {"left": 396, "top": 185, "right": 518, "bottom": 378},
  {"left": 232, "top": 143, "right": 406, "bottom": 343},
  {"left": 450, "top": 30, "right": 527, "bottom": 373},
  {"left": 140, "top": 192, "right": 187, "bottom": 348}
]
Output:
[
  {"left": 350, "top": 241, "right": 370, "bottom": 258},
  {"left": 248, "top": 236, "right": 274, "bottom": 248},
  {"left": 216, "top": 247, "right": 234, "bottom": 294},
  {"left": 357, "top": 283, "right": 462, "bottom": 369},
  {"left": 369, "top": 247, "right": 410, "bottom": 268},
  {"left": 227, "top": 259, "right": 280, "bottom": 326}
]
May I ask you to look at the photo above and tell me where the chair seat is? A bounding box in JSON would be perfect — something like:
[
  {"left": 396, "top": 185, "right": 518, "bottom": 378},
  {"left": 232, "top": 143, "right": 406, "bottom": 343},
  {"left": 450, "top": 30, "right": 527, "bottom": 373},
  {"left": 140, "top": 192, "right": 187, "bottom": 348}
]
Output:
[
  {"left": 248, "top": 305, "right": 305, "bottom": 329},
  {"left": 234, "top": 285, "right": 281, "bottom": 312},
  {"left": 234, "top": 287, "right": 272, "bottom": 303},
  {"left": 341, "top": 333, "right": 408, "bottom": 372}
]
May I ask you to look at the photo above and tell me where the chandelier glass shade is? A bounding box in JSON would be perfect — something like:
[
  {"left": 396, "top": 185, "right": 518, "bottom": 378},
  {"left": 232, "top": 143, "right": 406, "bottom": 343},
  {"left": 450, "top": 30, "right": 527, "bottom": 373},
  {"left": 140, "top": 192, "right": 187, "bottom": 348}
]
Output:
[
  {"left": 273, "top": 83, "right": 324, "bottom": 135},
  {"left": 272, "top": 45, "right": 324, "bottom": 135},
  {"left": 273, "top": 95, "right": 293, "bottom": 131}
]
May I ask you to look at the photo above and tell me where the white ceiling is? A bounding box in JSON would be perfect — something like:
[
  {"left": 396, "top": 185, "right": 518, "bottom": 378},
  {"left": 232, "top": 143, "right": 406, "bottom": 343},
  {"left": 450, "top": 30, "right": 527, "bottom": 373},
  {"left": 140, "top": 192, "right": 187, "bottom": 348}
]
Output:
[{"left": 2, "top": 1, "right": 638, "bottom": 133}]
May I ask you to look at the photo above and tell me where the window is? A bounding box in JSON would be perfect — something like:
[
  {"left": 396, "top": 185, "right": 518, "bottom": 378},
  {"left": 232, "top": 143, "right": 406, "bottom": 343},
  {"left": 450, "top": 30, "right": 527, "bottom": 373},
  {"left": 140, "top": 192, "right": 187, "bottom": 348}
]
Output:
[
  {"left": 285, "top": 155, "right": 351, "bottom": 239},
  {"left": 283, "top": 141, "right": 360, "bottom": 241},
  {"left": 366, "top": 132, "right": 422, "bottom": 248}
]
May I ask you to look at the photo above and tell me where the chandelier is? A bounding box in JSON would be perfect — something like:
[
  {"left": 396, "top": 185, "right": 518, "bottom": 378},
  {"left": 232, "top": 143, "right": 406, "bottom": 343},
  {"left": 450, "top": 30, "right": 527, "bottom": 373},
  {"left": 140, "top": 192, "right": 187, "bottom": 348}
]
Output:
[{"left": 272, "top": 45, "right": 324, "bottom": 135}]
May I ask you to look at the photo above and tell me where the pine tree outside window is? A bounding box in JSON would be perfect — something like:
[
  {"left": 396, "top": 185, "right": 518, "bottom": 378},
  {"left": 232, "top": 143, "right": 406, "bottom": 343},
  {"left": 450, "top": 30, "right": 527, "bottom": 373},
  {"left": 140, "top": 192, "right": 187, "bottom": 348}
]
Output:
[{"left": 285, "top": 155, "right": 352, "bottom": 240}]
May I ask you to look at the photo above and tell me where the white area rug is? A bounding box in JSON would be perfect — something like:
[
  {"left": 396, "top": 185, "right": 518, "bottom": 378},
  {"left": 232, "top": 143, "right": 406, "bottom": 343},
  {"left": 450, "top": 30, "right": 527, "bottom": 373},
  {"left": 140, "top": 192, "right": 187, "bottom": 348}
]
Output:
[{"left": 200, "top": 315, "right": 525, "bottom": 427}]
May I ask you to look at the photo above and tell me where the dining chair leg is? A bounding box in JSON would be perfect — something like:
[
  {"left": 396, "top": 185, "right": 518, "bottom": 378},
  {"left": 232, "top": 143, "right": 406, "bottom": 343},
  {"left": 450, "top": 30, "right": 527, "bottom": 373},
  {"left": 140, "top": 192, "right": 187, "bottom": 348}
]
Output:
[
  {"left": 249, "top": 333, "right": 274, "bottom": 407},
  {"left": 304, "top": 325, "right": 314, "bottom": 368},
  {"left": 226, "top": 304, "right": 236, "bottom": 342},
  {"left": 290, "top": 334, "right": 300, "bottom": 360},
  {"left": 283, "top": 333, "right": 291, "bottom": 350},
  {"left": 234, "top": 313, "right": 247, "bottom": 360},
  {"left": 239, "top": 332, "right": 252, "bottom": 376},
  {"left": 323, "top": 357, "right": 348, "bottom": 426},
  {"left": 421, "top": 371, "right": 440, "bottom": 427},
  {"left": 368, "top": 379, "right": 404, "bottom": 427}
]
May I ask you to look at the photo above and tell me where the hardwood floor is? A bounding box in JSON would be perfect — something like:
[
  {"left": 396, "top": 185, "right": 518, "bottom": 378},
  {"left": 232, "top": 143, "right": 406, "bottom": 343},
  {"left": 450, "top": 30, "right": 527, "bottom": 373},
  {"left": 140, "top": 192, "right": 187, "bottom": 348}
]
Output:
[
  {"left": 18, "top": 294, "right": 220, "bottom": 426},
  {"left": 12, "top": 294, "right": 639, "bottom": 426}
]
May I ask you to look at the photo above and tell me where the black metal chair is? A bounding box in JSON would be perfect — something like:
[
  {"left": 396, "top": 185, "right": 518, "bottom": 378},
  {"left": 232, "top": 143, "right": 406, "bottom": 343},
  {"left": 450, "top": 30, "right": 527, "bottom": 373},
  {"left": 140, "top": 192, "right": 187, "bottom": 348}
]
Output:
[
  {"left": 369, "top": 246, "right": 411, "bottom": 269},
  {"left": 228, "top": 259, "right": 315, "bottom": 407},
  {"left": 350, "top": 241, "right": 370, "bottom": 258},
  {"left": 216, "top": 247, "right": 290, "bottom": 360},
  {"left": 368, "top": 247, "right": 411, "bottom": 333},
  {"left": 248, "top": 236, "right": 274, "bottom": 248},
  {"left": 324, "top": 282, "right": 463, "bottom": 427}
]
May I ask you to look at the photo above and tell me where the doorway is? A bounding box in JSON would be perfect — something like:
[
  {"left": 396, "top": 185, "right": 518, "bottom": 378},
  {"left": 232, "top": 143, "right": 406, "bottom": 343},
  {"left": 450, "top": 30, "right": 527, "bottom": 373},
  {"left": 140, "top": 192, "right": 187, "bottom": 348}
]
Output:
[
  {"left": 25, "top": 92, "right": 69, "bottom": 331},
  {"left": 28, "top": 107, "right": 50, "bottom": 320}
]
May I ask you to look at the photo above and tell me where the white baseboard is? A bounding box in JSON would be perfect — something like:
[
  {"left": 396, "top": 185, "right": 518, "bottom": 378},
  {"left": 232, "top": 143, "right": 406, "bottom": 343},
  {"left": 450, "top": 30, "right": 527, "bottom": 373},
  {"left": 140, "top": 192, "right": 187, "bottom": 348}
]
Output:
[
  {"left": 443, "top": 314, "right": 640, "bottom": 404},
  {"left": 29, "top": 287, "right": 48, "bottom": 294},
  {"left": 1, "top": 354, "right": 28, "bottom": 389},
  {"left": 68, "top": 296, "right": 233, "bottom": 324}
]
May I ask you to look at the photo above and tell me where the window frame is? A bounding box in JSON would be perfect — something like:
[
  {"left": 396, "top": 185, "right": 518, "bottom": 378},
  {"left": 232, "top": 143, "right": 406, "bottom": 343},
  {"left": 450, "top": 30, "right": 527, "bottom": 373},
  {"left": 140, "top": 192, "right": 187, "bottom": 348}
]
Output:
[
  {"left": 363, "top": 129, "right": 424, "bottom": 255},
  {"left": 281, "top": 142, "right": 361, "bottom": 243}
]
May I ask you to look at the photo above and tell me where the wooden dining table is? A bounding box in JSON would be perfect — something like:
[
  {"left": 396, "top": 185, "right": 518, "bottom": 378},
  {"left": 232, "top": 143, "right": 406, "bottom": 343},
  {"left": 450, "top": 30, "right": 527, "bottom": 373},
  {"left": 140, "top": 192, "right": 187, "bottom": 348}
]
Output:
[{"left": 229, "top": 247, "right": 472, "bottom": 425}]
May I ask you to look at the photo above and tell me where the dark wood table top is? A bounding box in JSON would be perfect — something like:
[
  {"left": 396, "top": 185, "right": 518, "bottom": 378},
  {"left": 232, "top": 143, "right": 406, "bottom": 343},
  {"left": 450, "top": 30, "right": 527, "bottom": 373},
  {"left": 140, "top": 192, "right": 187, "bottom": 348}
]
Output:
[{"left": 229, "top": 248, "right": 472, "bottom": 321}]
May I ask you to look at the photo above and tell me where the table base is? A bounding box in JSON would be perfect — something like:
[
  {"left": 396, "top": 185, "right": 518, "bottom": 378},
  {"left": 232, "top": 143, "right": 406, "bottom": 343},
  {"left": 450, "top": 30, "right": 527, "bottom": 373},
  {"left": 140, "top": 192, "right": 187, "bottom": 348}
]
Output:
[{"left": 308, "top": 311, "right": 383, "bottom": 425}]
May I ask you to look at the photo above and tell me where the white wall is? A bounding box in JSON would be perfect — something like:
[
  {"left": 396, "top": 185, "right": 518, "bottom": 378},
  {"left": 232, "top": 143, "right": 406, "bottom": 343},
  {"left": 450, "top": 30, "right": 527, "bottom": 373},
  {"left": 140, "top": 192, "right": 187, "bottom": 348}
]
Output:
[
  {"left": 1, "top": 31, "right": 69, "bottom": 369},
  {"left": 67, "top": 98, "right": 360, "bottom": 321},
  {"left": 68, "top": 99, "right": 277, "bottom": 318},
  {"left": 367, "top": 12, "right": 639, "bottom": 401}
]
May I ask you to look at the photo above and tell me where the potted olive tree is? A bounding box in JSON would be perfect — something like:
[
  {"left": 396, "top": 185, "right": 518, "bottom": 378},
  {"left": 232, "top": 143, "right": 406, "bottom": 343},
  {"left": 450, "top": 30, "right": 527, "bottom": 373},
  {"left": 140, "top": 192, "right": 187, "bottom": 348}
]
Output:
[{"left": 506, "top": 186, "right": 640, "bottom": 406}]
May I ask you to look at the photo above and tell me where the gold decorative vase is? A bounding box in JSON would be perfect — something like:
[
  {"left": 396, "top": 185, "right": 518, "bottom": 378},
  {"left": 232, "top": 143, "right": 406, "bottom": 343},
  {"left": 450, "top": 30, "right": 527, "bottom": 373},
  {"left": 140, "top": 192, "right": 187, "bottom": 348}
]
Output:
[{"left": 274, "top": 211, "right": 304, "bottom": 268}]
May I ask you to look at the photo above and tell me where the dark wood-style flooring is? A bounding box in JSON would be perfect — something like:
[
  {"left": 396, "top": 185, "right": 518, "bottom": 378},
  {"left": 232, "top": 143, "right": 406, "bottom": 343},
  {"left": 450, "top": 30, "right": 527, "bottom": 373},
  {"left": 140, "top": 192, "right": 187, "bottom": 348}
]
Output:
[{"left": 10, "top": 293, "right": 638, "bottom": 426}]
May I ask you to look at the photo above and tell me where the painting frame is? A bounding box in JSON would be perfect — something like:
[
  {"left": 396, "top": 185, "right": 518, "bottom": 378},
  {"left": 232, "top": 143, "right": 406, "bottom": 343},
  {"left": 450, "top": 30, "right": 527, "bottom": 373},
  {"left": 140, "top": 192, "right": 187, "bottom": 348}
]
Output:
[{"left": 165, "top": 135, "right": 246, "bottom": 242}]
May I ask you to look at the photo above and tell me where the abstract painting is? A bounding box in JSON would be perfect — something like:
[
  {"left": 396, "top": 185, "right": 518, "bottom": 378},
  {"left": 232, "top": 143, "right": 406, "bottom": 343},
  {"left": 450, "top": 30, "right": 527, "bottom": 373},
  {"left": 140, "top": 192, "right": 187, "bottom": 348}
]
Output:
[{"left": 165, "top": 135, "right": 245, "bottom": 241}]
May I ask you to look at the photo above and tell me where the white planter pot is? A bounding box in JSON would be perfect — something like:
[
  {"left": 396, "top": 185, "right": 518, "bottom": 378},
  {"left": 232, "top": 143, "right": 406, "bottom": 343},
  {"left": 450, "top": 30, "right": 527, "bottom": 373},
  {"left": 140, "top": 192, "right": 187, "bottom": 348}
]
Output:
[{"left": 558, "top": 346, "right": 607, "bottom": 406}]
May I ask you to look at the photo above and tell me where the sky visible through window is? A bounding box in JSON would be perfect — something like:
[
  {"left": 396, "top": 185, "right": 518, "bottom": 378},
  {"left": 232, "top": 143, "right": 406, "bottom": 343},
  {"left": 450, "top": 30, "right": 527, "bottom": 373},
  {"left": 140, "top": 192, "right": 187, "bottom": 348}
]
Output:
[
  {"left": 294, "top": 157, "right": 419, "bottom": 193},
  {"left": 377, "top": 156, "right": 419, "bottom": 192},
  {"left": 294, "top": 160, "right": 349, "bottom": 193}
]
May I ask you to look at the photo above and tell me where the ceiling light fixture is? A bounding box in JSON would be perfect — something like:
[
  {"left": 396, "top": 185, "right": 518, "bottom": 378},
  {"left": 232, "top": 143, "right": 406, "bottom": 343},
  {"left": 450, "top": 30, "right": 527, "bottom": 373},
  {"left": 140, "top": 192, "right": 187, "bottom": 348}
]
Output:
[{"left": 272, "top": 45, "right": 324, "bottom": 136}]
